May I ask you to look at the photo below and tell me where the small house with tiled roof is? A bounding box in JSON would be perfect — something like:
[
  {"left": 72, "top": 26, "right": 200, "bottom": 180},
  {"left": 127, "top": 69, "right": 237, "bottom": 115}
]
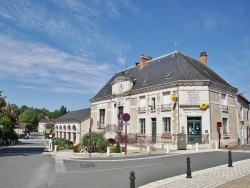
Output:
[
  {"left": 90, "top": 51, "right": 242, "bottom": 149},
  {"left": 54, "top": 108, "right": 91, "bottom": 144}
]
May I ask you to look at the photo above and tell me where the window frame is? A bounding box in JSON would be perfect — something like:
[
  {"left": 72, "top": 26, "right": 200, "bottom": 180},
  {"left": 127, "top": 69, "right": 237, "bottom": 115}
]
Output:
[
  {"left": 140, "top": 118, "right": 146, "bottom": 134},
  {"left": 163, "top": 117, "right": 171, "bottom": 133}
]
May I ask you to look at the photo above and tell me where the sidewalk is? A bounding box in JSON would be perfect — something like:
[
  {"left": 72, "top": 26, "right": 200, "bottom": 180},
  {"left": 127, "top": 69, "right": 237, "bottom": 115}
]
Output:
[{"left": 46, "top": 142, "right": 250, "bottom": 188}]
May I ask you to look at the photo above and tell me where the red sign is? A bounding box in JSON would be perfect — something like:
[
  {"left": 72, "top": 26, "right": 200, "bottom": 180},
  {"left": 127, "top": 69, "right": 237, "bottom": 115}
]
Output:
[
  {"left": 217, "top": 122, "right": 222, "bottom": 127},
  {"left": 122, "top": 113, "right": 130, "bottom": 122}
]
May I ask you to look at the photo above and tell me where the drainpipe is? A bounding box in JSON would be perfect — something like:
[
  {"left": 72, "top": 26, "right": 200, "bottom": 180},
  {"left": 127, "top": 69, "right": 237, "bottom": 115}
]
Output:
[
  {"left": 209, "top": 89, "right": 212, "bottom": 148},
  {"left": 177, "top": 83, "right": 180, "bottom": 134}
]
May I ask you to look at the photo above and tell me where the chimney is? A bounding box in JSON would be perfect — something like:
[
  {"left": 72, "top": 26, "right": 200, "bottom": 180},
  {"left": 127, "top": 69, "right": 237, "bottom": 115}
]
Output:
[
  {"left": 200, "top": 52, "right": 207, "bottom": 66},
  {"left": 140, "top": 54, "right": 152, "bottom": 69}
]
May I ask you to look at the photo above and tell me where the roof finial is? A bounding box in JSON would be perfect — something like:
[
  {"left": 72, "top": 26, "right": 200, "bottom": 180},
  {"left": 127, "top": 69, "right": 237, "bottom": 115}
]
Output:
[{"left": 175, "top": 41, "right": 178, "bottom": 52}]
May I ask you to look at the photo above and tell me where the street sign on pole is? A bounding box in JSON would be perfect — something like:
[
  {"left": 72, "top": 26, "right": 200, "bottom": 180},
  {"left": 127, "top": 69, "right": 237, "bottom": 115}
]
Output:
[
  {"left": 122, "top": 113, "right": 130, "bottom": 122},
  {"left": 122, "top": 113, "right": 130, "bottom": 155}
]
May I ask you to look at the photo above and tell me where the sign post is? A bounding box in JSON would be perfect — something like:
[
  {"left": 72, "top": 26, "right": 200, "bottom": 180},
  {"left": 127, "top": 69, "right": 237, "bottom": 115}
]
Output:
[
  {"left": 89, "top": 118, "right": 93, "bottom": 157},
  {"left": 122, "top": 113, "right": 130, "bottom": 155},
  {"left": 217, "top": 122, "right": 222, "bottom": 149}
]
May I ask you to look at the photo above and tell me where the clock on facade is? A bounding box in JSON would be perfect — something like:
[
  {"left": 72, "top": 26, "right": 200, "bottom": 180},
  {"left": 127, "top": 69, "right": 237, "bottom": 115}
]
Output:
[{"left": 118, "top": 82, "right": 124, "bottom": 92}]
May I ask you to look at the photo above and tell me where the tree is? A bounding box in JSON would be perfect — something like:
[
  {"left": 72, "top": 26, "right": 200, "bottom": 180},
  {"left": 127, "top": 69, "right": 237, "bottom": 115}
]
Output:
[
  {"left": 19, "top": 105, "right": 28, "bottom": 113},
  {"left": 60, "top": 105, "right": 67, "bottom": 116},
  {"left": 18, "top": 109, "right": 38, "bottom": 131},
  {"left": 47, "top": 110, "right": 61, "bottom": 120},
  {"left": 37, "top": 113, "right": 45, "bottom": 121},
  {"left": 80, "top": 132, "right": 107, "bottom": 153}
]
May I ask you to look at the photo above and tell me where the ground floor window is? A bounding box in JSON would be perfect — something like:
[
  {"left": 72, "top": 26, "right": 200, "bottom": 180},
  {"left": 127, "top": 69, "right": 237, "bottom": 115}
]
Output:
[
  {"left": 223, "top": 118, "right": 228, "bottom": 134},
  {"left": 163, "top": 117, "right": 171, "bottom": 133},
  {"left": 140, "top": 119, "right": 146, "bottom": 134}
]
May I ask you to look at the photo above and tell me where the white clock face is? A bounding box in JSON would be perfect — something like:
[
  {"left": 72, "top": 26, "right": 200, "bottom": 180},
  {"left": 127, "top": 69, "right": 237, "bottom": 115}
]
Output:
[{"left": 118, "top": 82, "right": 124, "bottom": 92}]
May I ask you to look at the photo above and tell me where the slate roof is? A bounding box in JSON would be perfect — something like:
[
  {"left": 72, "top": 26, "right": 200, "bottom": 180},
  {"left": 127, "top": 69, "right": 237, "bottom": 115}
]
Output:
[
  {"left": 91, "top": 51, "right": 236, "bottom": 101},
  {"left": 55, "top": 108, "right": 91, "bottom": 122}
]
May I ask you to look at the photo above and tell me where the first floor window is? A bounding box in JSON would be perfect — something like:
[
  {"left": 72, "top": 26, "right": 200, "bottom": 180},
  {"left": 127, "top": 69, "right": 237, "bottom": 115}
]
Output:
[
  {"left": 223, "top": 118, "right": 228, "bottom": 134},
  {"left": 163, "top": 117, "right": 171, "bottom": 133},
  {"left": 100, "top": 109, "right": 105, "bottom": 126},
  {"left": 140, "top": 119, "right": 146, "bottom": 134}
]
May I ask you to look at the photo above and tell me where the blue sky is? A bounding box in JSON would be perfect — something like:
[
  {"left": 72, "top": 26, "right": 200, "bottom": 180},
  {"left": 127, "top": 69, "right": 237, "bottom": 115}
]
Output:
[{"left": 1, "top": 0, "right": 250, "bottom": 111}]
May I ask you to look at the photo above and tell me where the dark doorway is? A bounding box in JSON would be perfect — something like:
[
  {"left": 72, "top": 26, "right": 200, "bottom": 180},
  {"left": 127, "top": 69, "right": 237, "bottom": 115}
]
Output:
[{"left": 187, "top": 117, "right": 202, "bottom": 144}]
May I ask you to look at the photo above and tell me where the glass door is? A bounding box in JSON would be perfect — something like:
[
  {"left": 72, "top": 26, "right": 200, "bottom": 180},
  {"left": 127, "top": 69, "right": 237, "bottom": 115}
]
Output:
[
  {"left": 187, "top": 117, "right": 202, "bottom": 144},
  {"left": 152, "top": 118, "right": 157, "bottom": 143}
]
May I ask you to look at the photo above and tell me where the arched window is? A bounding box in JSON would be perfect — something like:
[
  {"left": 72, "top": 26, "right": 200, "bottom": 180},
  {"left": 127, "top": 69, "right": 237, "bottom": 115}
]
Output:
[
  {"left": 59, "top": 125, "right": 62, "bottom": 130},
  {"left": 63, "top": 125, "right": 66, "bottom": 130},
  {"left": 67, "top": 125, "right": 71, "bottom": 131},
  {"left": 72, "top": 125, "right": 76, "bottom": 131},
  {"left": 56, "top": 125, "right": 58, "bottom": 130}
]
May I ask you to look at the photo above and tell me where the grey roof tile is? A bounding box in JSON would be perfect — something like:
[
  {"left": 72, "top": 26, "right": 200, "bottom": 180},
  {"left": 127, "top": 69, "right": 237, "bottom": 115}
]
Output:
[
  {"left": 91, "top": 52, "right": 234, "bottom": 100},
  {"left": 55, "top": 108, "right": 90, "bottom": 122}
]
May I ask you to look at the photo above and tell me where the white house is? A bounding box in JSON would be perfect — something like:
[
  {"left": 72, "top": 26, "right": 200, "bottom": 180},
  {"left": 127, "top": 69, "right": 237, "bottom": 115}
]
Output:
[
  {"left": 54, "top": 108, "right": 91, "bottom": 144},
  {"left": 90, "top": 51, "right": 244, "bottom": 149}
]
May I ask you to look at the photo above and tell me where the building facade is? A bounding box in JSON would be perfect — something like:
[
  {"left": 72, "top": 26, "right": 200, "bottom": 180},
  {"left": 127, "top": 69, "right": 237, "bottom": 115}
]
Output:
[
  {"left": 236, "top": 94, "right": 250, "bottom": 146},
  {"left": 90, "top": 51, "right": 247, "bottom": 149},
  {"left": 54, "top": 108, "right": 90, "bottom": 144}
]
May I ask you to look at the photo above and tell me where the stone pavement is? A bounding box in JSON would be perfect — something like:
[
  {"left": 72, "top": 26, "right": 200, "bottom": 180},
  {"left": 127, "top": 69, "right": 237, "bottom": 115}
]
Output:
[{"left": 45, "top": 141, "right": 250, "bottom": 188}]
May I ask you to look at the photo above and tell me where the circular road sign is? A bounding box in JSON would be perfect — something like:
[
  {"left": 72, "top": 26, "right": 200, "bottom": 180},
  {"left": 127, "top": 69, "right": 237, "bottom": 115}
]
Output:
[{"left": 122, "top": 113, "right": 130, "bottom": 122}]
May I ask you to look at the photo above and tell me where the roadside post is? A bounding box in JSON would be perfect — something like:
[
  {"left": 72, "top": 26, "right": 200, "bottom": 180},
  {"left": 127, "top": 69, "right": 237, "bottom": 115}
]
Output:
[
  {"left": 129, "top": 171, "right": 136, "bottom": 188},
  {"left": 89, "top": 118, "right": 93, "bottom": 157},
  {"left": 217, "top": 122, "right": 222, "bottom": 148},
  {"left": 228, "top": 150, "right": 233, "bottom": 167},
  {"left": 122, "top": 113, "right": 130, "bottom": 155}
]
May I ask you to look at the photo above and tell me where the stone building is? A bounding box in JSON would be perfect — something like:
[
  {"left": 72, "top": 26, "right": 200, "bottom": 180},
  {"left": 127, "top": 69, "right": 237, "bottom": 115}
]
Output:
[
  {"left": 90, "top": 51, "right": 245, "bottom": 149},
  {"left": 54, "top": 108, "right": 90, "bottom": 144},
  {"left": 236, "top": 94, "right": 250, "bottom": 146}
]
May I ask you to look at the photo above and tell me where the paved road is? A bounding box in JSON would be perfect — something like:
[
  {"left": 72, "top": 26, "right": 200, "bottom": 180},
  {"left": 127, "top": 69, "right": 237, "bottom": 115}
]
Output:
[
  {"left": 0, "top": 138, "right": 54, "bottom": 188},
  {"left": 51, "top": 151, "right": 250, "bottom": 188},
  {"left": 1, "top": 133, "right": 250, "bottom": 188}
]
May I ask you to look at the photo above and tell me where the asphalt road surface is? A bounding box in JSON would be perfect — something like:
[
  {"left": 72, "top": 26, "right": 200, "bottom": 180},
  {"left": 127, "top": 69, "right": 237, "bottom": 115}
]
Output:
[{"left": 1, "top": 133, "right": 250, "bottom": 188}]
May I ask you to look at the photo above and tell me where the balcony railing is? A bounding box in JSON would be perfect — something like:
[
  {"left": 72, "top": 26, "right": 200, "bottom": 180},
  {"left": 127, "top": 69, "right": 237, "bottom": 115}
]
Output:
[
  {"left": 221, "top": 105, "right": 229, "bottom": 111},
  {"left": 138, "top": 106, "right": 146, "bottom": 113},
  {"left": 161, "top": 104, "right": 171, "bottom": 111}
]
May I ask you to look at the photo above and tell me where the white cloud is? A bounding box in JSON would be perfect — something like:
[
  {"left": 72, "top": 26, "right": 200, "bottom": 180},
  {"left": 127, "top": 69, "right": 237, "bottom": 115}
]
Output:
[{"left": 0, "top": 35, "right": 114, "bottom": 93}]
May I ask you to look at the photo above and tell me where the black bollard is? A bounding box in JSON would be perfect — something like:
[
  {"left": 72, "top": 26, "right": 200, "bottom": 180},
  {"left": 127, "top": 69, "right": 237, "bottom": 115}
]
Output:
[
  {"left": 228, "top": 150, "right": 233, "bottom": 167},
  {"left": 130, "top": 171, "right": 136, "bottom": 188},
  {"left": 186, "top": 157, "right": 192, "bottom": 178}
]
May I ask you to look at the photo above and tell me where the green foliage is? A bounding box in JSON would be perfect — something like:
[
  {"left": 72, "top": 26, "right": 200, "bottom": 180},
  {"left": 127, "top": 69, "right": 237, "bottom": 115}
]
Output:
[
  {"left": 114, "top": 143, "right": 121, "bottom": 153},
  {"left": 109, "top": 146, "right": 115, "bottom": 153},
  {"left": 37, "top": 113, "right": 45, "bottom": 121},
  {"left": 80, "top": 132, "right": 107, "bottom": 153},
  {"left": 54, "top": 138, "right": 73, "bottom": 150},
  {"left": 0, "top": 115, "right": 18, "bottom": 139},
  {"left": 18, "top": 109, "right": 38, "bottom": 131}
]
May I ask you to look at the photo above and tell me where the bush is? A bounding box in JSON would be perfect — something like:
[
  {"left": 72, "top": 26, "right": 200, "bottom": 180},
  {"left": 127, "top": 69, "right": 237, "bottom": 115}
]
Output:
[
  {"left": 80, "top": 132, "right": 107, "bottom": 153},
  {"left": 109, "top": 146, "right": 115, "bottom": 153},
  {"left": 114, "top": 143, "right": 121, "bottom": 153},
  {"left": 54, "top": 138, "right": 73, "bottom": 150}
]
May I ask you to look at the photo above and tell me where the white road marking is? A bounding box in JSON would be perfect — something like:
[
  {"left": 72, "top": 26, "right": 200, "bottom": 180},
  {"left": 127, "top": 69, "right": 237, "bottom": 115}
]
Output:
[
  {"left": 68, "top": 163, "right": 163, "bottom": 174},
  {"left": 55, "top": 158, "right": 67, "bottom": 173}
]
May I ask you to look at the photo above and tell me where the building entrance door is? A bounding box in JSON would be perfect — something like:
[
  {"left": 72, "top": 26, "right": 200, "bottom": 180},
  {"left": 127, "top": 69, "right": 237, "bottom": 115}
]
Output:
[
  {"left": 187, "top": 117, "right": 202, "bottom": 144},
  {"left": 152, "top": 118, "right": 156, "bottom": 143}
]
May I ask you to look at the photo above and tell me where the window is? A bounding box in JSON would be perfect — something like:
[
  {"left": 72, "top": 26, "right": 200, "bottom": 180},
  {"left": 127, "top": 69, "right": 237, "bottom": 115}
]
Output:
[
  {"left": 222, "top": 118, "right": 228, "bottom": 134},
  {"left": 162, "top": 92, "right": 171, "bottom": 109},
  {"left": 140, "top": 119, "right": 146, "bottom": 134},
  {"left": 100, "top": 109, "right": 105, "bottom": 126},
  {"left": 138, "top": 96, "right": 146, "bottom": 111},
  {"left": 151, "top": 97, "right": 156, "bottom": 110},
  {"left": 240, "top": 106, "right": 243, "bottom": 121},
  {"left": 118, "top": 106, "right": 123, "bottom": 130},
  {"left": 221, "top": 93, "right": 228, "bottom": 110},
  {"left": 163, "top": 117, "right": 171, "bottom": 133}
]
